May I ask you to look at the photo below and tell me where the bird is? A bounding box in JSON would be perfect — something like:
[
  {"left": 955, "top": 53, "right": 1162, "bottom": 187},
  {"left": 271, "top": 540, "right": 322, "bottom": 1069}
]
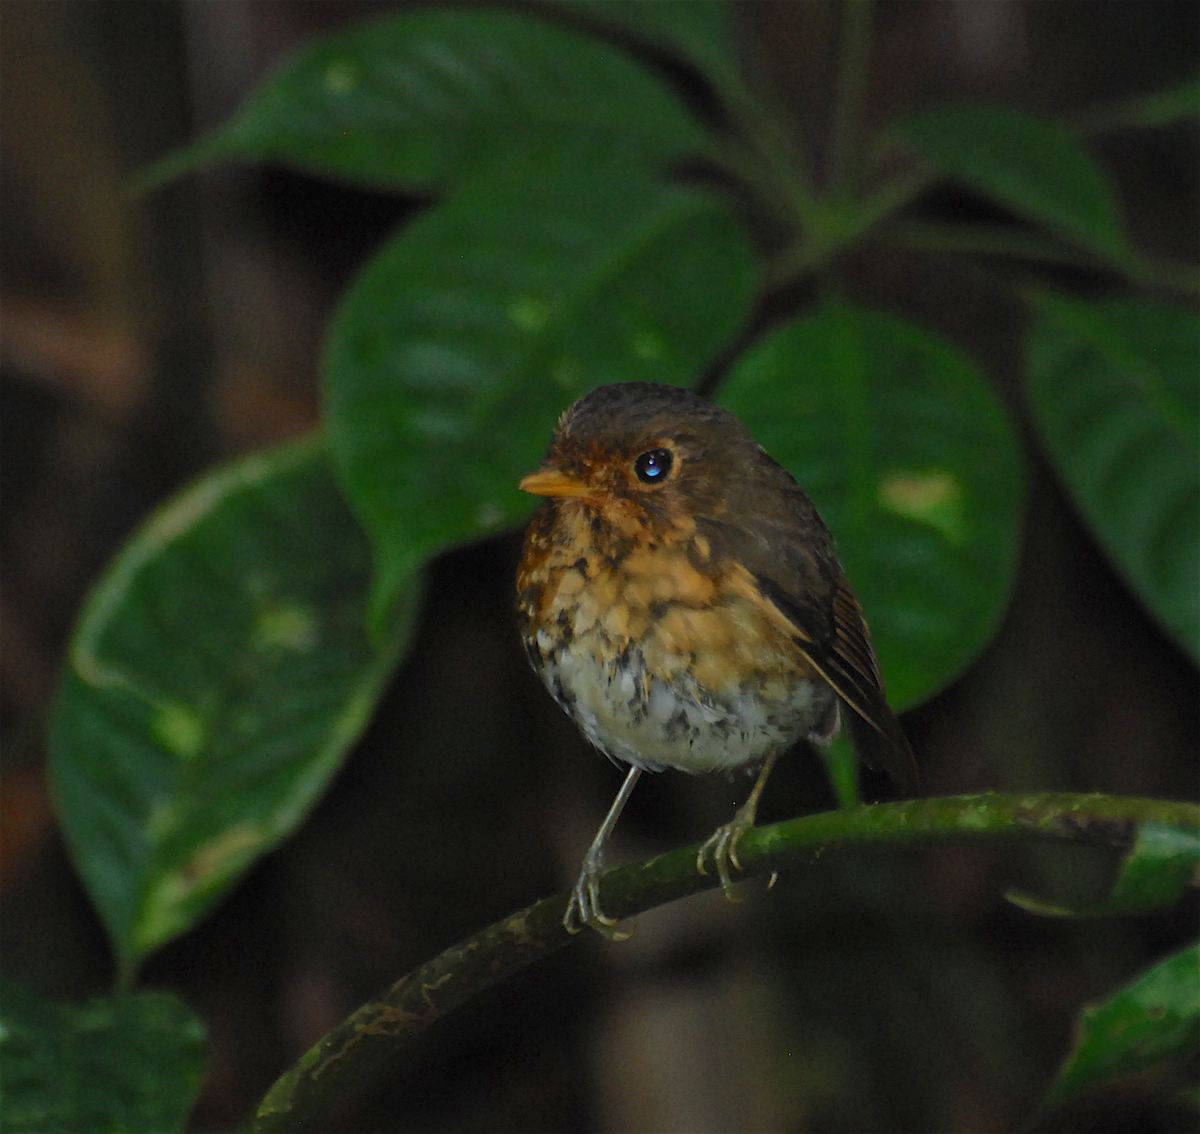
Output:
[{"left": 516, "top": 382, "right": 916, "bottom": 937}]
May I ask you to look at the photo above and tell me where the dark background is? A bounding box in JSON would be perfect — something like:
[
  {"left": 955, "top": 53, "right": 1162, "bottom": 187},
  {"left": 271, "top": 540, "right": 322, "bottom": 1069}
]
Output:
[{"left": 2, "top": 2, "right": 1197, "bottom": 1131}]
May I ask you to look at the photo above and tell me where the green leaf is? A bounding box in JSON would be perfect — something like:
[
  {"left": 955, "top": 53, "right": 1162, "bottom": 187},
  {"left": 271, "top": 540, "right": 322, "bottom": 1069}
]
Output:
[
  {"left": 324, "top": 138, "right": 757, "bottom": 631},
  {"left": 894, "top": 106, "right": 1129, "bottom": 263},
  {"left": 1077, "top": 74, "right": 1200, "bottom": 134},
  {"left": 1008, "top": 821, "right": 1200, "bottom": 917},
  {"left": 139, "top": 7, "right": 710, "bottom": 193},
  {"left": 720, "top": 300, "right": 1024, "bottom": 708},
  {"left": 1028, "top": 294, "right": 1199, "bottom": 660},
  {"left": 1041, "top": 944, "right": 1200, "bottom": 1115},
  {"left": 0, "top": 979, "right": 205, "bottom": 1134},
  {"left": 49, "top": 437, "right": 404, "bottom": 980}
]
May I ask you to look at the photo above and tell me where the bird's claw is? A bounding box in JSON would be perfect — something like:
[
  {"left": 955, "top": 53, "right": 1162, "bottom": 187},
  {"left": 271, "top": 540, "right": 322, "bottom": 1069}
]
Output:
[
  {"left": 563, "top": 865, "right": 633, "bottom": 940},
  {"left": 696, "top": 820, "right": 748, "bottom": 902}
]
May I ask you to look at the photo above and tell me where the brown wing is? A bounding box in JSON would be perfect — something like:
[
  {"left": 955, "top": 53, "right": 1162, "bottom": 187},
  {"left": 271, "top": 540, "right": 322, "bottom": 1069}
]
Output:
[
  {"left": 753, "top": 571, "right": 918, "bottom": 795},
  {"left": 821, "top": 579, "right": 918, "bottom": 793},
  {"left": 696, "top": 459, "right": 917, "bottom": 793}
]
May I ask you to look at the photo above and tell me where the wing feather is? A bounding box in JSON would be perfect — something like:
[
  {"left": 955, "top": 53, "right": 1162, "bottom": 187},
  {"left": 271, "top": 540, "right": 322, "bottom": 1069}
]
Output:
[{"left": 755, "top": 573, "right": 918, "bottom": 794}]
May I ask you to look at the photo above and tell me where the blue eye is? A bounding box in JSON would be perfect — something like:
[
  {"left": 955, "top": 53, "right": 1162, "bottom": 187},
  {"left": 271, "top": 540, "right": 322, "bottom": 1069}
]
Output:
[{"left": 634, "top": 448, "right": 673, "bottom": 484}]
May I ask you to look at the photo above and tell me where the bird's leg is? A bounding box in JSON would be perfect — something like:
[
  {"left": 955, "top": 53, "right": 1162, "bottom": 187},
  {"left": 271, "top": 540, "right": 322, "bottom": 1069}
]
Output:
[
  {"left": 697, "top": 749, "right": 782, "bottom": 901},
  {"left": 564, "top": 766, "right": 642, "bottom": 939}
]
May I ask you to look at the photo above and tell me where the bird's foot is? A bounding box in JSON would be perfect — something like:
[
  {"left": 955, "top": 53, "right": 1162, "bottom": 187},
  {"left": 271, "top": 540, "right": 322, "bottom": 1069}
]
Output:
[
  {"left": 696, "top": 804, "right": 756, "bottom": 902},
  {"left": 563, "top": 851, "right": 632, "bottom": 940}
]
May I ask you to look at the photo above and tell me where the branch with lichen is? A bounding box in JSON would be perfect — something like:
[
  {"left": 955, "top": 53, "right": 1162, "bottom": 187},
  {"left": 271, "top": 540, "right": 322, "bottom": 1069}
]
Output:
[{"left": 239, "top": 792, "right": 1199, "bottom": 1133}]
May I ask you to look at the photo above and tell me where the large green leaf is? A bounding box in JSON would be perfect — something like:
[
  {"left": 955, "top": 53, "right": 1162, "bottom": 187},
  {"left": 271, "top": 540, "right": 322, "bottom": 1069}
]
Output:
[
  {"left": 140, "top": 7, "right": 710, "bottom": 193},
  {"left": 894, "top": 106, "right": 1130, "bottom": 264},
  {"left": 1028, "top": 294, "right": 1199, "bottom": 660},
  {"left": 1041, "top": 944, "right": 1200, "bottom": 1115},
  {"left": 324, "top": 138, "right": 757, "bottom": 631},
  {"left": 0, "top": 980, "right": 204, "bottom": 1134},
  {"left": 49, "top": 437, "right": 402, "bottom": 980},
  {"left": 719, "top": 300, "right": 1024, "bottom": 708}
]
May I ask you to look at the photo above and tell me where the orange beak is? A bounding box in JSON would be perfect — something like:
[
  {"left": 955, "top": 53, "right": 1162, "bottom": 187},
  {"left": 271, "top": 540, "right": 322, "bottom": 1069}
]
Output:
[{"left": 518, "top": 467, "right": 593, "bottom": 498}]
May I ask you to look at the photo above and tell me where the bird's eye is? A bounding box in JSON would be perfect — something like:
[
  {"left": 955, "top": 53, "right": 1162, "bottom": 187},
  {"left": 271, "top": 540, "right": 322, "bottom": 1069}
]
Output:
[{"left": 634, "top": 448, "right": 673, "bottom": 484}]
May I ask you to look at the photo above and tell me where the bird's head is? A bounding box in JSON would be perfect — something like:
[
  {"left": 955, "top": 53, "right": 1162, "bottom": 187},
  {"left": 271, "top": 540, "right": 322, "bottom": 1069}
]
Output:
[{"left": 519, "top": 383, "right": 766, "bottom": 540}]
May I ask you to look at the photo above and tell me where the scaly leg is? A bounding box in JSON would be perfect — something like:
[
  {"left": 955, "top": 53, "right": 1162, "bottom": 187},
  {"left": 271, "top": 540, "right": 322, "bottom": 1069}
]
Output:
[
  {"left": 564, "top": 766, "right": 642, "bottom": 938},
  {"left": 696, "top": 750, "right": 781, "bottom": 900}
]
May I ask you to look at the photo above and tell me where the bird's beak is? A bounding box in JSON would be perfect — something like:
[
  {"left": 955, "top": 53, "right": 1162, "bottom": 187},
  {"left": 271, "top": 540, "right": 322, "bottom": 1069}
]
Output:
[{"left": 519, "top": 467, "right": 593, "bottom": 498}]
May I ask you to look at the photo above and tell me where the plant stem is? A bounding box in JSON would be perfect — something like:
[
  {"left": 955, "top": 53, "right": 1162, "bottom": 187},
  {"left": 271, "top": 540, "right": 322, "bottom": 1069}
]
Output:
[
  {"left": 828, "top": 0, "right": 875, "bottom": 200},
  {"left": 240, "top": 792, "right": 1198, "bottom": 1133},
  {"left": 763, "top": 166, "right": 936, "bottom": 287}
]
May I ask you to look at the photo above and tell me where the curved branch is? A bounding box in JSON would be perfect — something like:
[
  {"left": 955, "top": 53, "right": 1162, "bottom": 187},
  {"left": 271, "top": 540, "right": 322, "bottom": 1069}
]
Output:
[{"left": 241, "top": 792, "right": 1199, "bottom": 1132}]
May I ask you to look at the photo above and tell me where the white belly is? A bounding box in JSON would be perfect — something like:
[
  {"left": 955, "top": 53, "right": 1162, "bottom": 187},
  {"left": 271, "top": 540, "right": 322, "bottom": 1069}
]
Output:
[{"left": 535, "top": 628, "right": 837, "bottom": 774}]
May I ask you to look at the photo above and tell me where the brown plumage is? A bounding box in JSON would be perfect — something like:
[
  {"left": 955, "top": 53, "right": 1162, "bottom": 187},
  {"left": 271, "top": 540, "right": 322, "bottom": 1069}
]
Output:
[{"left": 517, "top": 382, "right": 916, "bottom": 936}]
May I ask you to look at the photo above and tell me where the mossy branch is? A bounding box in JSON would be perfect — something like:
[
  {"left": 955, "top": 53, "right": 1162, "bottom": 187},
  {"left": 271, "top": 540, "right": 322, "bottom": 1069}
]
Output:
[{"left": 240, "top": 792, "right": 1199, "bottom": 1132}]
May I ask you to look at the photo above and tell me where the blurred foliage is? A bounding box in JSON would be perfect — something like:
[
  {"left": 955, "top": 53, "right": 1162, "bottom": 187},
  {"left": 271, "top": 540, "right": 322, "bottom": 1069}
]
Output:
[
  {"left": 37, "top": 1, "right": 1199, "bottom": 1129},
  {"left": 894, "top": 106, "right": 1132, "bottom": 262},
  {"left": 1041, "top": 943, "right": 1200, "bottom": 1117},
  {"left": 50, "top": 436, "right": 403, "bottom": 987},
  {"left": 0, "top": 978, "right": 204, "bottom": 1133},
  {"left": 1008, "top": 820, "right": 1200, "bottom": 919},
  {"left": 1028, "top": 293, "right": 1199, "bottom": 660}
]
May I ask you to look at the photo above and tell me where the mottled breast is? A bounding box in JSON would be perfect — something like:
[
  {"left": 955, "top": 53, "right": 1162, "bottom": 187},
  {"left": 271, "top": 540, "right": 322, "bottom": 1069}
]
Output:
[{"left": 517, "top": 504, "right": 839, "bottom": 774}]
